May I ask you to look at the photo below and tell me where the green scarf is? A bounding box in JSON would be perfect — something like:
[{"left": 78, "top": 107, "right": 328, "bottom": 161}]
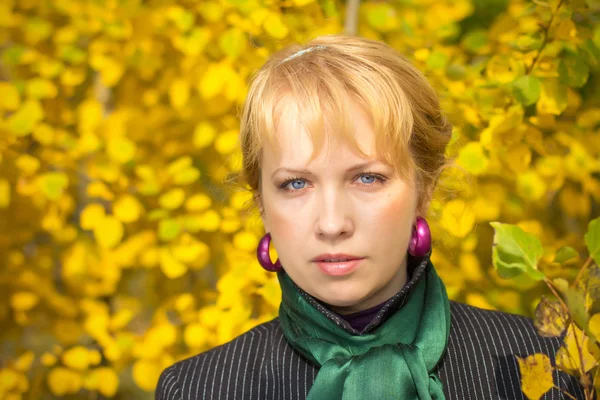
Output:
[{"left": 276, "top": 258, "right": 451, "bottom": 400}]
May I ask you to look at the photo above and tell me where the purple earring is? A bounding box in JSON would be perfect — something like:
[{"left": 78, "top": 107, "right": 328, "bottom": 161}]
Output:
[
  {"left": 408, "top": 217, "right": 431, "bottom": 257},
  {"left": 257, "top": 232, "right": 283, "bottom": 272}
]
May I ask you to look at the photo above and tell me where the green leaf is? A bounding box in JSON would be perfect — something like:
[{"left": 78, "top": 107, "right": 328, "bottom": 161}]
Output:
[
  {"left": 558, "top": 53, "right": 590, "bottom": 88},
  {"left": 365, "top": 3, "right": 398, "bottom": 32},
  {"left": 554, "top": 246, "right": 579, "bottom": 264},
  {"left": 461, "top": 30, "right": 489, "bottom": 53},
  {"left": 158, "top": 218, "right": 182, "bottom": 241},
  {"left": 511, "top": 75, "right": 541, "bottom": 106},
  {"left": 219, "top": 28, "right": 247, "bottom": 59},
  {"left": 8, "top": 100, "right": 44, "bottom": 136},
  {"left": 37, "top": 172, "right": 69, "bottom": 201},
  {"left": 457, "top": 142, "right": 489, "bottom": 175},
  {"left": 445, "top": 64, "right": 467, "bottom": 80},
  {"left": 490, "top": 222, "right": 545, "bottom": 281},
  {"left": 536, "top": 79, "right": 568, "bottom": 115},
  {"left": 585, "top": 216, "right": 600, "bottom": 267},
  {"left": 427, "top": 51, "right": 449, "bottom": 69},
  {"left": 565, "top": 287, "right": 589, "bottom": 330}
]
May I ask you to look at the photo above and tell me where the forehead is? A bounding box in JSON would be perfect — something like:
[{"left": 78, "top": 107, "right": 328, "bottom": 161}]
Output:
[{"left": 267, "top": 95, "right": 379, "bottom": 168}]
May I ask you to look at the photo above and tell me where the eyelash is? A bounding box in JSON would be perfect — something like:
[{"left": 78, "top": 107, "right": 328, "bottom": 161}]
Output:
[{"left": 278, "top": 171, "right": 387, "bottom": 192}]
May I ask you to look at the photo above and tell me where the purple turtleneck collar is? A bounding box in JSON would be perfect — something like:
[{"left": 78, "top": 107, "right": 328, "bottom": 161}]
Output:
[{"left": 335, "top": 297, "right": 393, "bottom": 332}]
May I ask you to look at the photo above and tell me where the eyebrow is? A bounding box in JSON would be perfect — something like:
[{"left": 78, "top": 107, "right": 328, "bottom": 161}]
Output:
[{"left": 271, "top": 161, "right": 383, "bottom": 179}]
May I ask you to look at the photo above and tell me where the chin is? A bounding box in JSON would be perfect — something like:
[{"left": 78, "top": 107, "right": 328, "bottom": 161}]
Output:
[{"left": 313, "top": 280, "right": 371, "bottom": 309}]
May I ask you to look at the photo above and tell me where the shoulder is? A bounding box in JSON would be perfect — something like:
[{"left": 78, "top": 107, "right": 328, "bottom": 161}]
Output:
[
  {"left": 443, "top": 300, "right": 586, "bottom": 399},
  {"left": 155, "top": 318, "right": 281, "bottom": 400},
  {"left": 448, "top": 299, "right": 561, "bottom": 353}
]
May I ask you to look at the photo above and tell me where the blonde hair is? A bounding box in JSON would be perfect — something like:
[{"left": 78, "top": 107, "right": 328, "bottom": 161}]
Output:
[{"left": 232, "top": 34, "right": 455, "bottom": 217}]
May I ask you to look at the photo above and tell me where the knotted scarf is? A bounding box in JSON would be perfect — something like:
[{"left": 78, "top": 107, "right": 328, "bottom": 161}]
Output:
[{"left": 276, "top": 258, "right": 451, "bottom": 400}]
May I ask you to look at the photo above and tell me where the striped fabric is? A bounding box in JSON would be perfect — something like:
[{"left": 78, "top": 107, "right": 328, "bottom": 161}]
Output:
[{"left": 156, "top": 300, "right": 587, "bottom": 399}]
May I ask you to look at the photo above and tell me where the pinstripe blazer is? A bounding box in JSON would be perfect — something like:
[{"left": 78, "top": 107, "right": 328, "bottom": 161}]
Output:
[{"left": 156, "top": 256, "right": 588, "bottom": 400}]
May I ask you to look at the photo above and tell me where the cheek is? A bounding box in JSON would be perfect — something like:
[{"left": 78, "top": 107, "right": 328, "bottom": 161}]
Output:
[
  {"left": 366, "top": 191, "right": 415, "bottom": 234},
  {"left": 263, "top": 193, "right": 306, "bottom": 242}
]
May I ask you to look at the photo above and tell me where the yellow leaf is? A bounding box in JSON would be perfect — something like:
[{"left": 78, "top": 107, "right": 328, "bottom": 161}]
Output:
[
  {"left": 107, "top": 136, "right": 136, "bottom": 164},
  {"left": 99, "top": 57, "right": 124, "bottom": 87},
  {"left": 459, "top": 252, "right": 483, "bottom": 282},
  {"left": 41, "top": 353, "right": 57, "bottom": 366},
  {"left": 263, "top": 12, "right": 289, "bottom": 39},
  {"left": 147, "top": 323, "right": 178, "bottom": 347},
  {"left": 33, "top": 123, "right": 55, "bottom": 145},
  {"left": 93, "top": 216, "right": 124, "bottom": 249},
  {"left": 173, "top": 167, "right": 200, "bottom": 185},
  {"left": 198, "top": 63, "right": 232, "bottom": 100},
  {"left": 171, "top": 234, "right": 210, "bottom": 264},
  {"left": 201, "top": 210, "right": 221, "bottom": 232},
  {"left": 193, "top": 121, "right": 217, "bottom": 149},
  {"left": 159, "top": 248, "right": 187, "bottom": 279},
  {"left": 37, "top": 172, "right": 69, "bottom": 200},
  {"left": 132, "top": 360, "right": 162, "bottom": 391},
  {"left": 556, "top": 323, "right": 598, "bottom": 374},
  {"left": 293, "top": 0, "right": 315, "bottom": 5},
  {"left": 47, "top": 367, "right": 82, "bottom": 396},
  {"left": 505, "top": 143, "right": 532, "bottom": 174},
  {"left": 533, "top": 296, "right": 568, "bottom": 337},
  {"left": 185, "top": 193, "right": 212, "bottom": 211},
  {"left": 15, "top": 154, "right": 40, "bottom": 175},
  {"left": 169, "top": 78, "right": 190, "bottom": 108},
  {"left": 590, "top": 314, "right": 600, "bottom": 342},
  {"left": 10, "top": 291, "right": 39, "bottom": 311},
  {"left": 77, "top": 99, "right": 103, "bottom": 133},
  {"left": 90, "top": 367, "right": 119, "bottom": 397},
  {"left": 159, "top": 188, "right": 185, "bottom": 210},
  {"left": 440, "top": 199, "right": 475, "bottom": 238},
  {"left": 7, "top": 99, "right": 44, "bottom": 136},
  {"left": 214, "top": 129, "right": 239, "bottom": 154},
  {"left": 61, "top": 346, "right": 90, "bottom": 371},
  {"left": 233, "top": 231, "right": 258, "bottom": 252},
  {"left": 184, "top": 323, "right": 209, "bottom": 348},
  {"left": 516, "top": 171, "right": 547, "bottom": 201},
  {"left": 26, "top": 77, "right": 58, "bottom": 99},
  {"left": 197, "top": 2, "right": 224, "bottom": 22},
  {"left": 465, "top": 293, "right": 495, "bottom": 310},
  {"left": 80, "top": 204, "right": 106, "bottom": 230},
  {"left": 517, "top": 353, "right": 554, "bottom": 400},
  {"left": 486, "top": 54, "right": 525, "bottom": 83},
  {"left": 113, "top": 195, "right": 142, "bottom": 223},
  {"left": 14, "top": 351, "right": 35, "bottom": 372},
  {"left": 0, "top": 179, "right": 10, "bottom": 208},
  {"left": 0, "top": 82, "right": 20, "bottom": 110},
  {"left": 457, "top": 142, "right": 489, "bottom": 175}
]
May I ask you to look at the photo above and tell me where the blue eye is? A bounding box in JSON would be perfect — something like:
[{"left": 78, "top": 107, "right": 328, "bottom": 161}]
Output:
[
  {"left": 359, "top": 175, "right": 376, "bottom": 184},
  {"left": 290, "top": 180, "right": 306, "bottom": 190},
  {"left": 279, "top": 172, "right": 386, "bottom": 192}
]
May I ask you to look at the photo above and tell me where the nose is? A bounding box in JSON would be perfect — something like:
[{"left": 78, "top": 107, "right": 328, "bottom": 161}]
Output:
[{"left": 316, "top": 187, "right": 353, "bottom": 240}]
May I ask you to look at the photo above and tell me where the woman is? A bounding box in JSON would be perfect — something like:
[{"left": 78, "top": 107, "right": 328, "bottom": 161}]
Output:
[{"left": 156, "top": 35, "right": 585, "bottom": 399}]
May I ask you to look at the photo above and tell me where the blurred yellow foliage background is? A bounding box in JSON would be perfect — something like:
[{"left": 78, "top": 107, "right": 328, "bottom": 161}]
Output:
[{"left": 0, "top": 0, "right": 599, "bottom": 398}]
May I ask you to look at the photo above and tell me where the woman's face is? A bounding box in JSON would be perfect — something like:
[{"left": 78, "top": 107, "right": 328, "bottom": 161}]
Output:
[{"left": 258, "top": 96, "right": 419, "bottom": 314}]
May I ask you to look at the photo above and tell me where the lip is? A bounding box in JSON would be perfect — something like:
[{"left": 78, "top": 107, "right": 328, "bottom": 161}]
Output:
[
  {"left": 311, "top": 253, "right": 363, "bottom": 262},
  {"left": 314, "top": 258, "right": 364, "bottom": 276}
]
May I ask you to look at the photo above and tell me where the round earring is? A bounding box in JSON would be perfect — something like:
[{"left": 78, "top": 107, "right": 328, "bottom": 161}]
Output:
[
  {"left": 257, "top": 232, "right": 283, "bottom": 272},
  {"left": 408, "top": 217, "right": 431, "bottom": 257}
]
